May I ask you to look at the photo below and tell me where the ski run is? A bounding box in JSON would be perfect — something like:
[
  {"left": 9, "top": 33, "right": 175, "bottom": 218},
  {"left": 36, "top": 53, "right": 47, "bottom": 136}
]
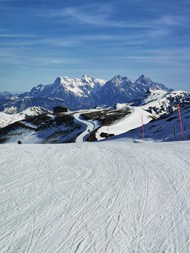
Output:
[
  {"left": 1, "top": 139, "right": 190, "bottom": 253},
  {"left": 74, "top": 112, "right": 98, "bottom": 143}
]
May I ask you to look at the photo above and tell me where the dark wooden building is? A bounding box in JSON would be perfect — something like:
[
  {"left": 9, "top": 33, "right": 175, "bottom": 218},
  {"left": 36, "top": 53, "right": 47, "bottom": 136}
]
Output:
[{"left": 53, "top": 106, "right": 68, "bottom": 114}]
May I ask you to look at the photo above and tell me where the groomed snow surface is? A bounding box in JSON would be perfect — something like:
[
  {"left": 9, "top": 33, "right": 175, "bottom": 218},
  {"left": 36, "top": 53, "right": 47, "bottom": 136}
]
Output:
[
  {"left": 1, "top": 140, "right": 190, "bottom": 253},
  {"left": 98, "top": 106, "right": 151, "bottom": 138}
]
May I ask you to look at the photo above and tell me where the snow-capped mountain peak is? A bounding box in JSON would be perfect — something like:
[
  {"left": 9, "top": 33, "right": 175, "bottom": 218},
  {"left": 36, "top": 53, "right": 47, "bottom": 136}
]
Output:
[
  {"left": 53, "top": 75, "right": 106, "bottom": 90},
  {"left": 52, "top": 75, "right": 105, "bottom": 97},
  {"left": 81, "top": 74, "right": 93, "bottom": 83},
  {"left": 0, "top": 74, "right": 173, "bottom": 112},
  {"left": 136, "top": 74, "right": 153, "bottom": 84},
  {"left": 110, "top": 75, "right": 130, "bottom": 86},
  {"left": 53, "top": 76, "right": 66, "bottom": 85},
  {"left": 31, "top": 74, "right": 172, "bottom": 109}
]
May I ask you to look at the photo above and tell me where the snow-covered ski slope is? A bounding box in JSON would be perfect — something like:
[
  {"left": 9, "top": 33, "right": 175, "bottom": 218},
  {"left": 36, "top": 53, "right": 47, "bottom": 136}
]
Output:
[
  {"left": 1, "top": 139, "right": 190, "bottom": 253},
  {"left": 74, "top": 112, "right": 97, "bottom": 143},
  {"left": 98, "top": 106, "right": 151, "bottom": 138}
]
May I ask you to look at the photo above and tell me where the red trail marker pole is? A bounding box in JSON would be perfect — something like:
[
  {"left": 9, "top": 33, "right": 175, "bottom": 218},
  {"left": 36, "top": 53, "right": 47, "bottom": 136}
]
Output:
[
  {"left": 142, "top": 115, "right": 145, "bottom": 142},
  {"left": 177, "top": 104, "right": 184, "bottom": 140}
]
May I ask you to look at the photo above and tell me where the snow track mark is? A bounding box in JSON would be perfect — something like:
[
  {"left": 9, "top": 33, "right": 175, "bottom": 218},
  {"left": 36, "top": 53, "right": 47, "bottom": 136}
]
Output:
[{"left": 1, "top": 141, "right": 190, "bottom": 252}]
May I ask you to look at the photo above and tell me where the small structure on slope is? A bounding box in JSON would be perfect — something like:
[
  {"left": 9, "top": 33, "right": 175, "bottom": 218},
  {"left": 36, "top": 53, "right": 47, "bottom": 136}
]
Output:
[{"left": 53, "top": 106, "right": 69, "bottom": 115}]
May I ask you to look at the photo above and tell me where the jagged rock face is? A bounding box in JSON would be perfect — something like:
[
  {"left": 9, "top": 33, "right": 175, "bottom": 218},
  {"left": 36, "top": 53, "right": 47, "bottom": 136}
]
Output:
[
  {"left": 99, "top": 75, "right": 171, "bottom": 106},
  {"left": 0, "top": 74, "right": 172, "bottom": 112},
  {"left": 28, "top": 75, "right": 106, "bottom": 110},
  {"left": 28, "top": 74, "right": 171, "bottom": 109}
]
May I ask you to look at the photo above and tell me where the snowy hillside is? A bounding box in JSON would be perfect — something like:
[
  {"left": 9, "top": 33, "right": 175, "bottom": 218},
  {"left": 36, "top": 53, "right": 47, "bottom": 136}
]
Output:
[
  {"left": 0, "top": 107, "right": 49, "bottom": 128},
  {"left": 1, "top": 140, "right": 190, "bottom": 252},
  {"left": 1, "top": 86, "right": 190, "bottom": 144},
  {"left": 119, "top": 104, "right": 190, "bottom": 142},
  {"left": 97, "top": 90, "right": 190, "bottom": 141},
  {"left": 1, "top": 90, "right": 190, "bottom": 143},
  {"left": 0, "top": 109, "right": 86, "bottom": 144},
  {"left": 98, "top": 106, "right": 151, "bottom": 138},
  {"left": 142, "top": 90, "right": 190, "bottom": 115}
]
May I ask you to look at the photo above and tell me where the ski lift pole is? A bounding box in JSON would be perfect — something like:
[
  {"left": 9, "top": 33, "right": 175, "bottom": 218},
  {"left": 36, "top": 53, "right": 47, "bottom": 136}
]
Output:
[
  {"left": 177, "top": 104, "right": 184, "bottom": 140},
  {"left": 142, "top": 115, "right": 145, "bottom": 142}
]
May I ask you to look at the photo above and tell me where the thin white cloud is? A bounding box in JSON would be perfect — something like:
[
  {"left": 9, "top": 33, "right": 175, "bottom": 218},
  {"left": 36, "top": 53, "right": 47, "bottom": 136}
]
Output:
[
  {"left": 147, "top": 47, "right": 190, "bottom": 62},
  {"left": 104, "top": 47, "right": 190, "bottom": 65},
  {"left": 0, "top": 35, "right": 123, "bottom": 48},
  {"left": 31, "top": 56, "right": 82, "bottom": 67},
  {"left": 36, "top": 5, "right": 113, "bottom": 27},
  {"left": 36, "top": 5, "right": 189, "bottom": 29},
  {"left": 0, "top": 28, "right": 180, "bottom": 50},
  {"left": 155, "top": 15, "right": 189, "bottom": 26},
  {"left": 0, "top": 47, "right": 83, "bottom": 67},
  {"left": 0, "top": 33, "right": 37, "bottom": 38}
]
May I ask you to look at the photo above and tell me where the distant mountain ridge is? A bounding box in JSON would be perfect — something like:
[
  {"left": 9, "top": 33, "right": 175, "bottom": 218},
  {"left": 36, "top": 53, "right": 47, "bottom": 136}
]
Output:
[{"left": 0, "top": 74, "right": 172, "bottom": 112}]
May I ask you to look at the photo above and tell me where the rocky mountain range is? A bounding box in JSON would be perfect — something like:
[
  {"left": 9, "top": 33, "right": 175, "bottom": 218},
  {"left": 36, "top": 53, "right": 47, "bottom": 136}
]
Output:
[
  {"left": 1, "top": 78, "right": 190, "bottom": 143},
  {"left": 0, "top": 74, "right": 172, "bottom": 113},
  {"left": 1, "top": 88, "right": 190, "bottom": 144}
]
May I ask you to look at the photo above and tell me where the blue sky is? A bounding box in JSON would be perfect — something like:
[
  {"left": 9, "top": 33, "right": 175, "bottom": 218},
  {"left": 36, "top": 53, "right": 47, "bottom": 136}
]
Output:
[{"left": 0, "top": 0, "right": 190, "bottom": 92}]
